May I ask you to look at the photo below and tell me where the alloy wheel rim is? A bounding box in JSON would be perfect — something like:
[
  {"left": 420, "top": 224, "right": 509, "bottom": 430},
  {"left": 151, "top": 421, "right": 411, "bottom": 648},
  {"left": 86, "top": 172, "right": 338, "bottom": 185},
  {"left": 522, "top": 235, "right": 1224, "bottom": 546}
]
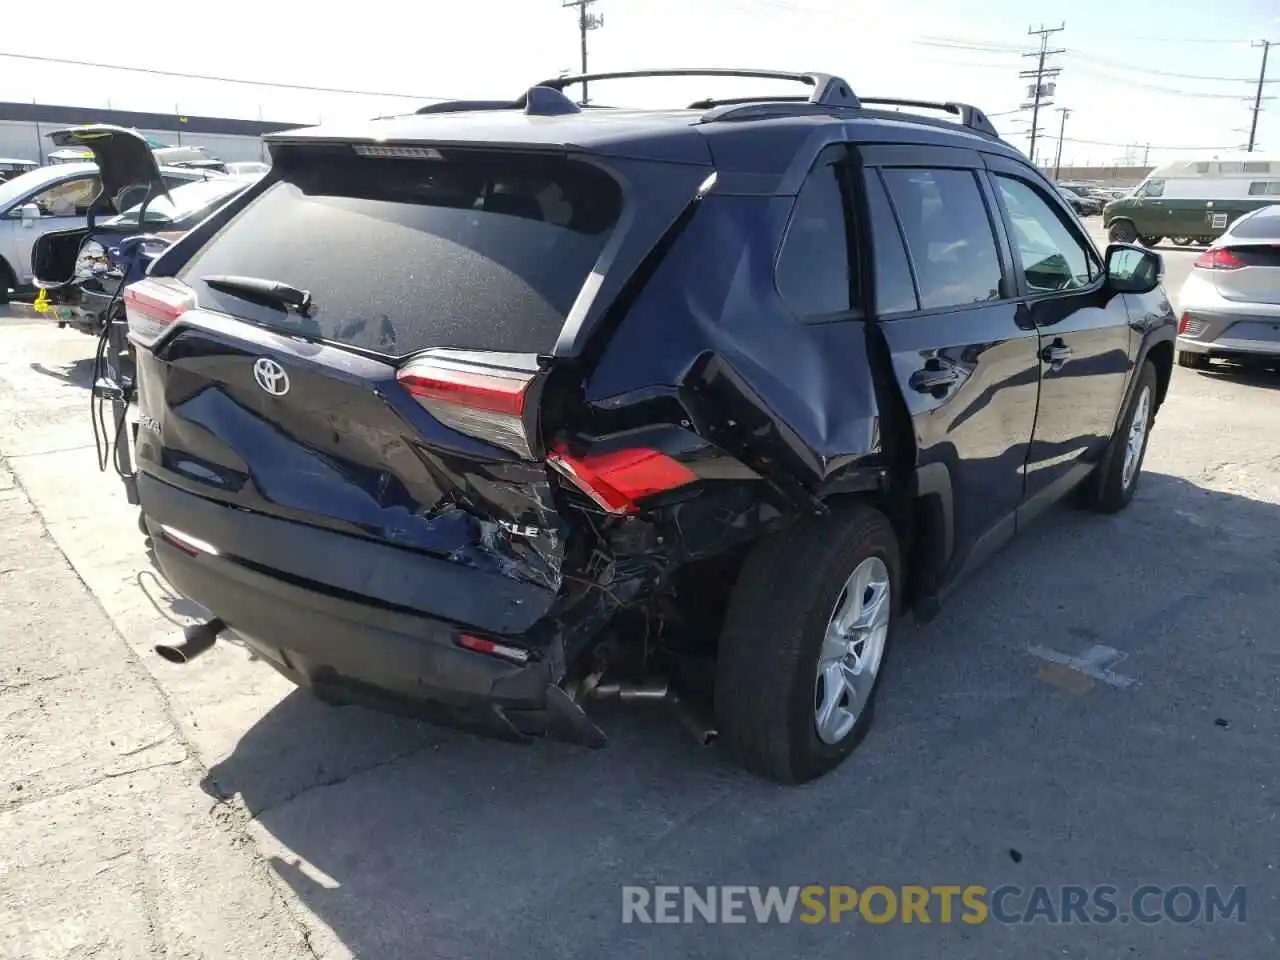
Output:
[
  {"left": 1122, "top": 385, "right": 1151, "bottom": 490},
  {"left": 814, "top": 556, "right": 891, "bottom": 745}
]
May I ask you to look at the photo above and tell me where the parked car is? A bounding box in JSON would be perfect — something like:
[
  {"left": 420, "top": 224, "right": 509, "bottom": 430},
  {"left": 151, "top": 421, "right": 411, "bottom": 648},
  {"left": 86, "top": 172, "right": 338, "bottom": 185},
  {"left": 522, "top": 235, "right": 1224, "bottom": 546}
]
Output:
[
  {"left": 1056, "top": 183, "right": 1103, "bottom": 216},
  {"left": 1175, "top": 203, "right": 1280, "bottom": 371},
  {"left": 32, "top": 172, "right": 253, "bottom": 337},
  {"left": 1104, "top": 153, "right": 1280, "bottom": 248},
  {"left": 0, "top": 158, "right": 38, "bottom": 184},
  {"left": 123, "top": 68, "right": 1175, "bottom": 784},
  {"left": 0, "top": 158, "right": 221, "bottom": 303}
]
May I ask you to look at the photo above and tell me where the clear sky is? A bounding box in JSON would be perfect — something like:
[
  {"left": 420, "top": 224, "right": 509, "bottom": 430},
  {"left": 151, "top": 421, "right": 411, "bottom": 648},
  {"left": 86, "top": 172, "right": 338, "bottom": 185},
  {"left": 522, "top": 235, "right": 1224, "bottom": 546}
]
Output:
[{"left": 2, "top": 0, "right": 1277, "bottom": 166}]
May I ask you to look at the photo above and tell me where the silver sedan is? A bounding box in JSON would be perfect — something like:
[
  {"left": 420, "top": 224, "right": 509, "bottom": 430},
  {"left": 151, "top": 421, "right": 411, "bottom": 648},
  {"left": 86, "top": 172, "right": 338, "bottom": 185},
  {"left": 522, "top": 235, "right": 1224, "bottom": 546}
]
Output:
[{"left": 1176, "top": 203, "right": 1280, "bottom": 370}]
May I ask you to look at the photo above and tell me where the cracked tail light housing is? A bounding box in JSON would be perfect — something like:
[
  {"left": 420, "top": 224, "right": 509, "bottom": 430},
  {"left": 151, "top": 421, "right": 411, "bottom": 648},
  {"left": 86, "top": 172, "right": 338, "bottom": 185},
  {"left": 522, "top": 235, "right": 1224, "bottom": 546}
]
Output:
[{"left": 547, "top": 445, "right": 698, "bottom": 515}]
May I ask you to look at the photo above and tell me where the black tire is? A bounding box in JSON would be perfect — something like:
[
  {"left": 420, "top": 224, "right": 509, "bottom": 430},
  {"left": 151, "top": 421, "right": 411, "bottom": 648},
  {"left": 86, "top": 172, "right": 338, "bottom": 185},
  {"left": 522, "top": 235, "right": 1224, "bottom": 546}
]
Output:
[
  {"left": 1140, "top": 235, "right": 1163, "bottom": 247},
  {"left": 1108, "top": 220, "right": 1138, "bottom": 244},
  {"left": 1178, "top": 350, "right": 1210, "bottom": 370},
  {"left": 715, "top": 504, "right": 900, "bottom": 784},
  {"left": 1172, "top": 237, "right": 1193, "bottom": 247},
  {"left": 1079, "top": 361, "right": 1158, "bottom": 514},
  {"left": 0, "top": 258, "right": 14, "bottom": 305}
]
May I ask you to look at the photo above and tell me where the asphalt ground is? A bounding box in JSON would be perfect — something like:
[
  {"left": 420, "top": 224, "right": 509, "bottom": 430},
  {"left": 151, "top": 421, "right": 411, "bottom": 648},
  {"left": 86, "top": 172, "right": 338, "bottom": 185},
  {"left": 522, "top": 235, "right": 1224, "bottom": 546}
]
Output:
[{"left": 0, "top": 221, "right": 1276, "bottom": 958}]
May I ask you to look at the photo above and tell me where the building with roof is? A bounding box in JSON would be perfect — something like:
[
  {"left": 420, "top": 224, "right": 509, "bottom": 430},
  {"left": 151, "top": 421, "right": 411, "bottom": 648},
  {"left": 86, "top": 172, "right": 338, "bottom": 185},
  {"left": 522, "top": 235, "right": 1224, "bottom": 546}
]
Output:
[{"left": 0, "top": 101, "right": 306, "bottom": 165}]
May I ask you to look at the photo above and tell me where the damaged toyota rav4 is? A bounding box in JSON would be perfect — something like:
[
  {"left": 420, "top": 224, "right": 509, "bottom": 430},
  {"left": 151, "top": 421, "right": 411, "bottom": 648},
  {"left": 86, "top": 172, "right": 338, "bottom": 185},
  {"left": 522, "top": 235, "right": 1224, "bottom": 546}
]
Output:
[{"left": 124, "top": 70, "right": 1176, "bottom": 783}]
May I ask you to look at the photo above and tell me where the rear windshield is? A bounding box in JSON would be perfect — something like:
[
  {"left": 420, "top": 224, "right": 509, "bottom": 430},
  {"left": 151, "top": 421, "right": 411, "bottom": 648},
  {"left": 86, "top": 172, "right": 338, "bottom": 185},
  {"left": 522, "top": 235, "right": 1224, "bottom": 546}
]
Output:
[
  {"left": 178, "top": 148, "right": 623, "bottom": 357},
  {"left": 1227, "top": 207, "right": 1280, "bottom": 239}
]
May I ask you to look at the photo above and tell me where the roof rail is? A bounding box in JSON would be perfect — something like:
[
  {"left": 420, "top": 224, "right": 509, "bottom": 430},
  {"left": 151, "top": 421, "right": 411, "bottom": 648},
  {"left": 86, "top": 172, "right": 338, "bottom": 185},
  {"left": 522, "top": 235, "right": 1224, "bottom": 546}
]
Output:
[
  {"left": 414, "top": 86, "right": 581, "bottom": 118},
  {"left": 537, "top": 69, "right": 860, "bottom": 108},
  {"left": 857, "top": 98, "right": 999, "bottom": 138}
]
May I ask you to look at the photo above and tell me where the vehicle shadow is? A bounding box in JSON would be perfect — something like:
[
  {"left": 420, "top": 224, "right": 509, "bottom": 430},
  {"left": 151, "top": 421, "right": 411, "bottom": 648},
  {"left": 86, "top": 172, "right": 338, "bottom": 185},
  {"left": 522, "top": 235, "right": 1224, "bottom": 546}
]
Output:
[
  {"left": 29, "top": 357, "right": 95, "bottom": 389},
  {"left": 199, "top": 470, "right": 1280, "bottom": 960},
  {"left": 1193, "top": 361, "right": 1280, "bottom": 389}
]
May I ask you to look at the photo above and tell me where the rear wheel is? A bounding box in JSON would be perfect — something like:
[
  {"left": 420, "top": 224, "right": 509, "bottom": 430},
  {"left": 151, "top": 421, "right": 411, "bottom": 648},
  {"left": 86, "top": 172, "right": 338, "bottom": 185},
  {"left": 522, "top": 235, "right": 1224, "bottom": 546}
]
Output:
[
  {"left": 1178, "top": 350, "right": 1210, "bottom": 370},
  {"left": 1108, "top": 220, "right": 1138, "bottom": 244},
  {"left": 1080, "top": 361, "right": 1157, "bottom": 514},
  {"left": 1140, "top": 235, "right": 1163, "bottom": 247},
  {"left": 1172, "top": 237, "right": 1193, "bottom": 246},
  {"left": 715, "top": 504, "right": 899, "bottom": 784}
]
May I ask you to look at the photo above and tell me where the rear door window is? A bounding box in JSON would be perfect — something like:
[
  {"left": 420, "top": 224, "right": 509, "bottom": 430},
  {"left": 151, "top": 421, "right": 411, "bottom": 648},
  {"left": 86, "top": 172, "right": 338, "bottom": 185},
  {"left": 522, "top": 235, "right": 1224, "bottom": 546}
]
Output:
[
  {"left": 775, "top": 159, "right": 854, "bottom": 317},
  {"left": 881, "top": 168, "right": 1003, "bottom": 310},
  {"left": 178, "top": 149, "right": 623, "bottom": 357},
  {"left": 864, "top": 171, "right": 918, "bottom": 315}
]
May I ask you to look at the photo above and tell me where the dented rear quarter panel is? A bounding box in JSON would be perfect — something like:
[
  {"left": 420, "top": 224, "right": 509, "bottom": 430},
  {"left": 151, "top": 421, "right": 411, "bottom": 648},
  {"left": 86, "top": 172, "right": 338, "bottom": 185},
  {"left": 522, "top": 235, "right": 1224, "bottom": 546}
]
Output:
[{"left": 582, "top": 191, "right": 884, "bottom": 503}]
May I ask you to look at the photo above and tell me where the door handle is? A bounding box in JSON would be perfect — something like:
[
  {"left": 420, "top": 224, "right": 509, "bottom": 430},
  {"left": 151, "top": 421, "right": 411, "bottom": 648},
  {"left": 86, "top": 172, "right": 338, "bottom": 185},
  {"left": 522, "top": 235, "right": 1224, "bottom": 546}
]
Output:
[
  {"left": 1040, "top": 340, "right": 1073, "bottom": 366},
  {"left": 909, "top": 361, "right": 960, "bottom": 394}
]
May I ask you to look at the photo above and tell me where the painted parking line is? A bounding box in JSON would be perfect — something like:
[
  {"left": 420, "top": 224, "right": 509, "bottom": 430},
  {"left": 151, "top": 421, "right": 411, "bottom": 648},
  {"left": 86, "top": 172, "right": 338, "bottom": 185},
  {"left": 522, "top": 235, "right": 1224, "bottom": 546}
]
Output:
[{"left": 1028, "top": 643, "right": 1137, "bottom": 692}]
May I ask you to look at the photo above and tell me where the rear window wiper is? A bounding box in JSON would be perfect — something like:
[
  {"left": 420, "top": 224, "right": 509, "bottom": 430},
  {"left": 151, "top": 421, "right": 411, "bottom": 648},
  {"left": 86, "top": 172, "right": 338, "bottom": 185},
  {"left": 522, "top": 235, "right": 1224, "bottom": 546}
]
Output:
[{"left": 202, "top": 274, "right": 314, "bottom": 316}]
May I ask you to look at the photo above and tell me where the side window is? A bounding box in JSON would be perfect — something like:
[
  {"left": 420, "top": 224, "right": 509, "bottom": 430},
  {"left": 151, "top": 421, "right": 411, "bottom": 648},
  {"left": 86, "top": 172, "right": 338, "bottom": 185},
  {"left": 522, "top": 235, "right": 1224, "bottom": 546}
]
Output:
[
  {"left": 864, "top": 171, "right": 918, "bottom": 315},
  {"left": 1247, "top": 181, "right": 1280, "bottom": 196},
  {"left": 26, "top": 177, "right": 101, "bottom": 217},
  {"left": 881, "top": 168, "right": 1003, "bottom": 310},
  {"left": 775, "top": 160, "right": 853, "bottom": 317},
  {"left": 1138, "top": 179, "right": 1165, "bottom": 198},
  {"left": 994, "top": 176, "right": 1096, "bottom": 293}
]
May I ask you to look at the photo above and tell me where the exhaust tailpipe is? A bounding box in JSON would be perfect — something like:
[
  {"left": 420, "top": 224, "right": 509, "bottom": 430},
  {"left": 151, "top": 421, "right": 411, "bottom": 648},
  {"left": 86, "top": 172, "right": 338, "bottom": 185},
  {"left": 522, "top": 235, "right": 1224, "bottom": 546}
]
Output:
[
  {"left": 154, "top": 617, "right": 225, "bottom": 664},
  {"left": 582, "top": 676, "right": 718, "bottom": 745}
]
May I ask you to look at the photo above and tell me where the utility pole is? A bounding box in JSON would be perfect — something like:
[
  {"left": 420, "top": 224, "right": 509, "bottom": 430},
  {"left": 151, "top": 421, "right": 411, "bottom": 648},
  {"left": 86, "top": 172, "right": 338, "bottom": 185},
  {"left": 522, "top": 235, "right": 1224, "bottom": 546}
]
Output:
[
  {"left": 1020, "top": 23, "right": 1065, "bottom": 165},
  {"left": 1053, "top": 107, "right": 1070, "bottom": 179},
  {"left": 562, "top": 0, "right": 604, "bottom": 104},
  {"left": 1247, "top": 40, "right": 1273, "bottom": 152}
]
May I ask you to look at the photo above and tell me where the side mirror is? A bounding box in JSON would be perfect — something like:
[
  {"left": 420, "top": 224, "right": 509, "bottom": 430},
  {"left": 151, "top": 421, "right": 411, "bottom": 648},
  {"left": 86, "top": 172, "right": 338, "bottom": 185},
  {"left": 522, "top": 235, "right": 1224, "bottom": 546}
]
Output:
[
  {"left": 18, "top": 203, "right": 40, "bottom": 226},
  {"left": 1105, "top": 243, "right": 1162, "bottom": 294}
]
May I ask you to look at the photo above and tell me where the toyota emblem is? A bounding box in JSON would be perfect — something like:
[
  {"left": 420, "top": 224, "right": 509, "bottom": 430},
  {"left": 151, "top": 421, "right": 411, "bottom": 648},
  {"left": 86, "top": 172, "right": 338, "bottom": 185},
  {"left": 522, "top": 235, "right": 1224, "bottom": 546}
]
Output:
[{"left": 253, "top": 358, "right": 290, "bottom": 397}]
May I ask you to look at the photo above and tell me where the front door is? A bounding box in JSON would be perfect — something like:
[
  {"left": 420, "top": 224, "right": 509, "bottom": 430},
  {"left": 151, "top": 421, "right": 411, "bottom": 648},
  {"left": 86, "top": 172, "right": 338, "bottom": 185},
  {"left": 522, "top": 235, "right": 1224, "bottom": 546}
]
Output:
[
  {"left": 985, "top": 159, "right": 1134, "bottom": 504},
  {"left": 861, "top": 148, "right": 1041, "bottom": 579},
  {"left": 6, "top": 175, "right": 101, "bottom": 282}
]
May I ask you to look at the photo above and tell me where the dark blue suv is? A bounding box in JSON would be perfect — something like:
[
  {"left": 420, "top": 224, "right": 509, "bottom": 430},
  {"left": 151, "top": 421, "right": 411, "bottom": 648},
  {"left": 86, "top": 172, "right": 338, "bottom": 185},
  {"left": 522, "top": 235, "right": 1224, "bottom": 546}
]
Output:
[{"left": 124, "top": 70, "right": 1175, "bottom": 783}]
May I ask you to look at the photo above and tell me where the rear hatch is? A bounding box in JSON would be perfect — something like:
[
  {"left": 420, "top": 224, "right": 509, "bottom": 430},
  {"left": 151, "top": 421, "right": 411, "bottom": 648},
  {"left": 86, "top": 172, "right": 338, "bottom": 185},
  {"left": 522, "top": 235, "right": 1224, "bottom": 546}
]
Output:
[{"left": 129, "top": 142, "right": 678, "bottom": 608}]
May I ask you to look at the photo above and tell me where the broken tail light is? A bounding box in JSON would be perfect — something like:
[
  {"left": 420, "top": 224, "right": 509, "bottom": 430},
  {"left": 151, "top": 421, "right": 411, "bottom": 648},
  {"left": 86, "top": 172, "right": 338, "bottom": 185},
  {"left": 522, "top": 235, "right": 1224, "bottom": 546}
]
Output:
[
  {"left": 396, "top": 355, "right": 538, "bottom": 458},
  {"left": 547, "top": 445, "right": 698, "bottom": 515},
  {"left": 124, "top": 277, "right": 196, "bottom": 345}
]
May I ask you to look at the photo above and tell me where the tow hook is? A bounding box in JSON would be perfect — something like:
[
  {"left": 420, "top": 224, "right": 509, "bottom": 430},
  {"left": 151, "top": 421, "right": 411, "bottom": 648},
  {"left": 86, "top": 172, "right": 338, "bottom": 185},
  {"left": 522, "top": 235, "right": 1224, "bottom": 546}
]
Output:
[
  {"left": 580, "top": 675, "right": 718, "bottom": 746},
  {"left": 154, "top": 617, "right": 225, "bottom": 664}
]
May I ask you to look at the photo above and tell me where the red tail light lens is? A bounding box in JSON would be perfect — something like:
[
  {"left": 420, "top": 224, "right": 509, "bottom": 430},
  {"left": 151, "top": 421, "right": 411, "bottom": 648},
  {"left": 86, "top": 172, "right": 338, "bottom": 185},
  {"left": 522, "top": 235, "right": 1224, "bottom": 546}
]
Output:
[
  {"left": 396, "top": 356, "right": 537, "bottom": 458},
  {"left": 548, "top": 446, "right": 698, "bottom": 515},
  {"left": 1178, "top": 312, "right": 1190, "bottom": 334},
  {"left": 1193, "top": 248, "right": 1246, "bottom": 270},
  {"left": 124, "top": 277, "right": 196, "bottom": 344}
]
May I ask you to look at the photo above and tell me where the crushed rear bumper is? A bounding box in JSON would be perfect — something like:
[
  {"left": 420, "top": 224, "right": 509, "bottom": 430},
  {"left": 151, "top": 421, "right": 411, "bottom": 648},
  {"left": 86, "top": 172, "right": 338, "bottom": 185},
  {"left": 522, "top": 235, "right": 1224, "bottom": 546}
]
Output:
[{"left": 138, "top": 472, "right": 609, "bottom": 746}]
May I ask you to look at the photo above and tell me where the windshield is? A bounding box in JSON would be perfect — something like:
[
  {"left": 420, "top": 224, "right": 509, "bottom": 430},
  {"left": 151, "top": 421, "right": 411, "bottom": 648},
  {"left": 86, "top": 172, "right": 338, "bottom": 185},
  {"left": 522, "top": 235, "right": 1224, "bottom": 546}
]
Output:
[{"left": 108, "top": 178, "right": 246, "bottom": 226}]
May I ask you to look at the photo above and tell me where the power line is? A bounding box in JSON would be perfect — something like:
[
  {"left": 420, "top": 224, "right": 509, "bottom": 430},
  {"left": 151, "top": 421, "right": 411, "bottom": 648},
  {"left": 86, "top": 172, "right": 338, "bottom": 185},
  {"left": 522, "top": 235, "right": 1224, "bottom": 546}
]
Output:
[
  {"left": 1059, "top": 135, "right": 1231, "bottom": 150},
  {"left": 0, "top": 50, "right": 444, "bottom": 102},
  {"left": 1020, "top": 23, "right": 1065, "bottom": 166},
  {"left": 1070, "top": 64, "right": 1257, "bottom": 98},
  {"left": 561, "top": 0, "right": 604, "bottom": 104},
  {"left": 1249, "top": 40, "right": 1276, "bottom": 152},
  {"left": 1067, "top": 50, "right": 1278, "bottom": 83}
]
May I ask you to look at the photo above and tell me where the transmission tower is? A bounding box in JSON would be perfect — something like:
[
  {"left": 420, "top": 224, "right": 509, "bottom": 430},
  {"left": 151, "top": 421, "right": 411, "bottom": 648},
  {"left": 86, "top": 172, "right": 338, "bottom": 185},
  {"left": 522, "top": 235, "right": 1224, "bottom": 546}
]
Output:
[{"left": 1020, "top": 23, "right": 1065, "bottom": 167}]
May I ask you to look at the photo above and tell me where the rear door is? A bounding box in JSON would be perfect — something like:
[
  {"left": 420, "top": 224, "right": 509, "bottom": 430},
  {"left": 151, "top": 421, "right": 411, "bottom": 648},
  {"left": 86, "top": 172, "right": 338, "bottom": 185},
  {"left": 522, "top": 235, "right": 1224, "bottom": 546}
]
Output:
[
  {"left": 984, "top": 156, "right": 1134, "bottom": 503},
  {"left": 862, "top": 145, "right": 1040, "bottom": 579}
]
